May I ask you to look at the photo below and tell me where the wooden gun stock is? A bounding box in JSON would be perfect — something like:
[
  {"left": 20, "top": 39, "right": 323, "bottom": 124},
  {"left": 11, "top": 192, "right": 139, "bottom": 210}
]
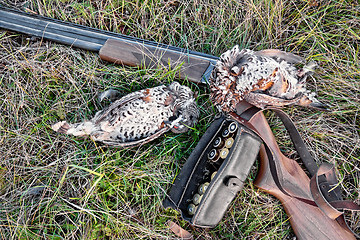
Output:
[
  {"left": 99, "top": 39, "right": 215, "bottom": 83},
  {"left": 249, "top": 113, "right": 355, "bottom": 240}
]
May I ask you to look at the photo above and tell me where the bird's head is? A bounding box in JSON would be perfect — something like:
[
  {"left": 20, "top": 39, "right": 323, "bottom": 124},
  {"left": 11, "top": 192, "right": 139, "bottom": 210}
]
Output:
[
  {"left": 166, "top": 82, "right": 199, "bottom": 133},
  {"left": 298, "top": 92, "right": 330, "bottom": 111},
  {"left": 170, "top": 100, "right": 199, "bottom": 133}
]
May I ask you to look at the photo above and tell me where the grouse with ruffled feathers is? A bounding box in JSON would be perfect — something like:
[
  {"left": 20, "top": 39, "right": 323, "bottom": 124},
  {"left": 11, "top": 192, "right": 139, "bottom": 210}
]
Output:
[
  {"left": 210, "top": 45, "right": 328, "bottom": 112},
  {"left": 52, "top": 82, "right": 199, "bottom": 147}
]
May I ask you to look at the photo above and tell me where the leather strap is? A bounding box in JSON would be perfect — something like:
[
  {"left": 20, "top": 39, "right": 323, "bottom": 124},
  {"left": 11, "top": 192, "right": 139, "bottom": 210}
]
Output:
[
  {"left": 238, "top": 106, "right": 319, "bottom": 177},
  {"left": 310, "top": 163, "right": 345, "bottom": 219},
  {"left": 234, "top": 102, "right": 360, "bottom": 236},
  {"left": 270, "top": 109, "right": 318, "bottom": 176},
  {"left": 230, "top": 111, "right": 317, "bottom": 207},
  {"left": 310, "top": 162, "right": 360, "bottom": 238}
]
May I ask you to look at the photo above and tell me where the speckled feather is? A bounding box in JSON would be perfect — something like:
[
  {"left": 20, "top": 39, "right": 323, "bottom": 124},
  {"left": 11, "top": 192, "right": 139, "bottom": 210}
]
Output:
[
  {"left": 210, "top": 45, "right": 327, "bottom": 112},
  {"left": 52, "top": 82, "right": 199, "bottom": 147}
]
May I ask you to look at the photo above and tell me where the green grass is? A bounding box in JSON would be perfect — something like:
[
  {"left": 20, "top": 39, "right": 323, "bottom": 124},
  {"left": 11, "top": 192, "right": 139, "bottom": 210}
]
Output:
[{"left": 0, "top": 0, "right": 359, "bottom": 239}]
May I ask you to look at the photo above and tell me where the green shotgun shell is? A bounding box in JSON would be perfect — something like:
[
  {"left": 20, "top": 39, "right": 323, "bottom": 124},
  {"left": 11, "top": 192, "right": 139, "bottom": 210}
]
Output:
[
  {"left": 222, "top": 128, "right": 230, "bottom": 138},
  {"left": 208, "top": 149, "right": 219, "bottom": 161},
  {"left": 213, "top": 137, "right": 224, "bottom": 148},
  {"left": 187, "top": 203, "right": 197, "bottom": 215},
  {"left": 198, "top": 182, "right": 210, "bottom": 195},
  {"left": 193, "top": 193, "right": 202, "bottom": 205}
]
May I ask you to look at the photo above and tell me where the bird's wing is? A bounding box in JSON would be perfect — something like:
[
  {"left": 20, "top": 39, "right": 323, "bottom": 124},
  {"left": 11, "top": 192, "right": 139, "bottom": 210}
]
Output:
[
  {"left": 255, "top": 49, "right": 305, "bottom": 64},
  {"left": 102, "top": 125, "right": 170, "bottom": 147},
  {"left": 94, "top": 89, "right": 150, "bottom": 124}
]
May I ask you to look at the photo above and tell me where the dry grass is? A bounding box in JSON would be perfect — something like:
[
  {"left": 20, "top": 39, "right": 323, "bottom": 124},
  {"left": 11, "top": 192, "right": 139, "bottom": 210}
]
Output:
[{"left": 0, "top": 0, "right": 359, "bottom": 239}]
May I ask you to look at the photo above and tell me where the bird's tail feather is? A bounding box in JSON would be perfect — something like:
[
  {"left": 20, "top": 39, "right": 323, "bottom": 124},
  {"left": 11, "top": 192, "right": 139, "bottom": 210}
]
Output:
[
  {"left": 297, "top": 61, "right": 317, "bottom": 83},
  {"left": 302, "top": 61, "right": 317, "bottom": 74},
  {"left": 51, "top": 121, "right": 94, "bottom": 137},
  {"left": 255, "top": 49, "right": 305, "bottom": 64}
]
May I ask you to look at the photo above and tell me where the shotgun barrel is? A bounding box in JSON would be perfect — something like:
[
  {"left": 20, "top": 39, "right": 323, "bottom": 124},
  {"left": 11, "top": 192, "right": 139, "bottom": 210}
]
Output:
[{"left": 0, "top": 5, "right": 217, "bottom": 83}]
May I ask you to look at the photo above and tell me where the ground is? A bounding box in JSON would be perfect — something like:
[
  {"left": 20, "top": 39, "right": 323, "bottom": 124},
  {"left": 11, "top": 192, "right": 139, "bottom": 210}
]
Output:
[{"left": 0, "top": 0, "right": 359, "bottom": 239}]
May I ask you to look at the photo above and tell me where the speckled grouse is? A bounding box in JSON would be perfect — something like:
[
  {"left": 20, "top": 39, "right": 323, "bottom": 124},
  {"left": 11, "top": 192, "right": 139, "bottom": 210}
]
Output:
[
  {"left": 210, "top": 45, "right": 328, "bottom": 112},
  {"left": 52, "top": 81, "right": 199, "bottom": 147}
]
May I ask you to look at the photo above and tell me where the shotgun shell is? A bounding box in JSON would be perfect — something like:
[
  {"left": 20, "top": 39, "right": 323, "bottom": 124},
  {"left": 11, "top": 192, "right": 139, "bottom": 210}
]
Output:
[
  {"left": 219, "top": 148, "right": 229, "bottom": 159},
  {"left": 211, "top": 171, "right": 217, "bottom": 180},
  {"left": 222, "top": 128, "right": 230, "bottom": 138},
  {"left": 228, "top": 122, "right": 238, "bottom": 133},
  {"left": 213, "top": 137, "right": 224, "bottom": 148},
  {"left": 187, "top": 203, "right": 197, "bottom": 215},
  {"left": 208, "top": 149, "right": 218, "bottom": 161},
  {"left": 208, "top": 149, "right": 220, "bottom": 162},
  {"left": 193, "top": 193, "right": 202, "bottom": 205},
  {"left": 198, "top": 182, "right": 210, "bottom": 195},
  {"left": 225, "top": 137, "right": 234, "bottom": 148}
]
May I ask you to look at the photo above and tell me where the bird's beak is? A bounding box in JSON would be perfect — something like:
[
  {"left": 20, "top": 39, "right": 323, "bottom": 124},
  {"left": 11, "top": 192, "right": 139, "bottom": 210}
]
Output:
[{"left": 309, "top": 102, "right": 331, "bottom": 112}]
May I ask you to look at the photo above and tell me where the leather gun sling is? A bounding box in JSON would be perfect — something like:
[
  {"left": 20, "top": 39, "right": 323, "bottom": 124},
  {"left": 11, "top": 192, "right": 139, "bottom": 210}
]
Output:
[{"left": 233, "top": 103, "right": 359, "bottom": 237}]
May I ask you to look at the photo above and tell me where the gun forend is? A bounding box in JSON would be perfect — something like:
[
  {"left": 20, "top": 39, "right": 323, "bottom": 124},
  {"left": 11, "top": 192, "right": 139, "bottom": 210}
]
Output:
[{"left": 99, "top": 39, "right": 216, "bottom": 84}]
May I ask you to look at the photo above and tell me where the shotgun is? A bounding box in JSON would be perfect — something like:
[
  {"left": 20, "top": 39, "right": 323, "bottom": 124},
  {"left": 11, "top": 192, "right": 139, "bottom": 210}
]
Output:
[
  {"left": 1, "top": 6, "right": 357, "bottom": 239},
  {"left": 0, "top": 6, "right": 217, "bottom": 84}
]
